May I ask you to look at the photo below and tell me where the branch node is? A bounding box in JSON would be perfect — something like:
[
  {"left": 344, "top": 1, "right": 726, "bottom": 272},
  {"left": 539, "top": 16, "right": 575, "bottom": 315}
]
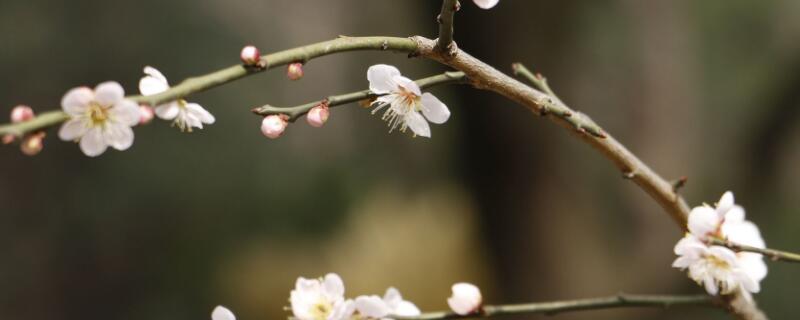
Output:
[
  {"left": 623, "top": 170, "right": 636, "bottom": 179},
  {"left": 671, "top": 176, "right": 688, "bottom": 193}
]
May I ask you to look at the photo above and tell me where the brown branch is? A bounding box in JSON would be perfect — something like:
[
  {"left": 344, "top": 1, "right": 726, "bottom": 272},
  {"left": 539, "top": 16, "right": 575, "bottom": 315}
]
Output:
[
  {"left": 711, "top": 238, "right": 800, "bottom": 263},
  {"left": 436, "top": 0, "right": 460, "bottom": 55}
]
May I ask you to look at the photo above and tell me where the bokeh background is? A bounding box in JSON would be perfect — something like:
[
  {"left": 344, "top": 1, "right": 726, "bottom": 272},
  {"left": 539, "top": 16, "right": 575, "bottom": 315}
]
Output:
[{"left": 1, "top": 0, "right": 799, "bottom": 319}]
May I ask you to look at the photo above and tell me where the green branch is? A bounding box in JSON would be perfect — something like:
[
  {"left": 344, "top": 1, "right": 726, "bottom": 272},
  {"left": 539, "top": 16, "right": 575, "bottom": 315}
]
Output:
[
  {"left": 252, "top": 71, "right": 467, "bottom": 121},
  {"left": 710, "top": 238, "right": 800, "bottom": 263},
  {"left": 0, "top": 36, "right": 418, "bottom": 137},
  {"left": 396, "top": 294, "right": 716, "bottom": 320}
]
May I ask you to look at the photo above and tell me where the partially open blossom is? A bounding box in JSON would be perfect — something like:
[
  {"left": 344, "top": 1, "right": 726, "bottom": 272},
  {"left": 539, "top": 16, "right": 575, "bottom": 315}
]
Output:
[
  {"left": 290, "top": 273, "right": 354, "bottom": 320},
  {"left": 11, "top": 105, "right": 34, "bottom": 123},
  {"left": 306, "top": 103, "right": 329, "bottom": 128},
  {"left": 352, "top": 287, "right": 420, "bottom": 319},
  {"left": 287, "top": 63, "right": 304, "bottom": 80},
  {"left": 447, "top": 283, "right": 482, "bottom": 315},
  {"left": 58, "top": 82, "right": 139, "bottom": 157},
  {"left": 20, "top": 132, "right": 45, "bottom": 156},
  {"left": 261, "top": 114, "right": 288, "bottom": 139},
  {"left": 240, "top": 45, "right": 261, "bottom": 65},
  {"left": 139, "top": 105, "right": 155, "bottom": 125},
  {"left": 473, "top": 0, "right": 499, "bottom": 9},
  {"left": 211, "top": 306, "right": 236, "bottom": 320},
  {"left": 139, "top": 66, "right": 215, "bottom": 132},
  {"left": 382, "top": 287, "right": 420, "bottom": 317},
  {"left": 673, "top": 236, "right": 759, "bottom": 295},
  {"left": 367, "top": 64, "right": 450, "bottom": 138},
  {"left": 673, "top": 191, "right": 767, "bottom": 297}
]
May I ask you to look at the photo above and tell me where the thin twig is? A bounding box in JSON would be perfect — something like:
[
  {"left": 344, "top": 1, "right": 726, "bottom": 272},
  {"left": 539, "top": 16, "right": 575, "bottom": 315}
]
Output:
[
  {"left": 436, "top": 0, "right": 460, "bottom": 55},
  {"left": 253, "top": 72, "right": 466, "bottom": 121},
  {"left": 394, "top": 294, "right": 716, "bottom": 320},
  {"left": 710, "top": 238, "right": 800, "bottom": 263},
  {"left": 0, "top": 37, "right": 418, "bottom": 138}
]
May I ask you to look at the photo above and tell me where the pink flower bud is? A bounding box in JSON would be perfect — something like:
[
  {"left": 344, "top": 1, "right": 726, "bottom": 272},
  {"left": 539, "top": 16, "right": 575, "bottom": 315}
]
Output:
[
  {"left": 306, "top": 103, "right": 329, "bottom": 128},
  {"left": 20, "top": 132, "right": 45, "bottom": 156},
  {"left": 139, "top": 105, "right": 154, "bottom": 125},
  {"left": 447, "top": 283, "right": 482, "bottom": 315},
  {"left": 261, "top": 114, "right": 288, "bottom": 139},
  {"left": 2, "top": 134, "right": 15, "bottom": 144},
  {"left": 240, "top": 45, "right": 261, "bottom": 66},
  {"left": 10, "top": 105, "right": 34, "bottom": 123},
  {"left": 287, "top": 63, "right": 304, "bottom": 81}
]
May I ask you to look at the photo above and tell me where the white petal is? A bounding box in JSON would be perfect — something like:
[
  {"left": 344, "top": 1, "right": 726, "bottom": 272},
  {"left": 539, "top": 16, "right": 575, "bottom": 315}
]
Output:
[
  {"left": 58, "top": 118, "right": 88, "bottom": 141},
  {"left": 211, "top": 306, "right": 236, "bottom": 320},
  {"left": 94, "top": 81, "right": 125, "bottom": 106},
  {"left": 61, "top": 87, "right": 94, "bottom": 115},
  {"left": 155, "top": 103, "right": 180, "bottom": 120},
  {"left": 139, "top": 66, "right": 170, "bottom": 96},
  {"left": 186, "top": 103, "right": 216, "bottom": 124},
  {"left": 724, "top": 221, "right": 765, "bottom": 248},
  {"left": 393, "top": 301, "right": 421, "bottom": 317},
  {"left": 420, "top": 93, "right": 450, "bottom": 124},
  {"left": 393, "top": 76, "right": 421, "bottom": 96},
  {"left": 104, "top": 123, "right": 134, "bottom": 151},
  {"left": 329, "top": 299, "right": 355, "bottom": 320},
  {"left": 405, "top": 111, "right": 431, "bottom": 138},
  {"left": 717, "top": 191, "right": 735, "bottom": 214},
  {"left": 674, "top": 235, "right": 706, "bottom": 256},
  {"left": 473, "top": 0, "right": 499, "bottom": 9},
  {"left": 448, "top": 283, "right": 481, "bottom": 315},
  {"left": 323, "top": 273, "right": 345, "bottom": 300},
  {"left": 368, "top": 64, "right": 401, "bottom": 94},
  {"left": 383, "top": 287, "right": 402, "bottom": 307},
  {"left": 354, "top": 295, "right": 390, "bottom": 318},
  {"left": 672, "top": 256, "right": 694, "bottom": 269},
  {"left": 79, "top": 127, "right": 108, "bottom": 157},
  {"left": 111, "top": 99, "right": 142, "bottom": 127},
  {"left": 724, "top": 206, "right": 746, "bottom": 225},
  {"left": 703, "top": 275, "right": 718, "bottom": 295},
  {"left": 688, "top": 206, "right": 720, "bottom": 238},
  {"left": 739, "top": 253, "right": 768, "bottom": 282}
]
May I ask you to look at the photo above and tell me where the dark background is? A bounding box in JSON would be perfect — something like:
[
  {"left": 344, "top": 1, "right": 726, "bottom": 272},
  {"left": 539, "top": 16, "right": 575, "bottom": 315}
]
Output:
[{"left": 1, "top": 1, "right": 799, "bottom": 319}]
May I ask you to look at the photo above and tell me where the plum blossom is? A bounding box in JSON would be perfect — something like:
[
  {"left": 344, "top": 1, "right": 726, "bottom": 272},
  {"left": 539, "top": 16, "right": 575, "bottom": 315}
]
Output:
[
  {"left": 447, "top": 283, "right": 482, "bottom": 315},
  {"left": 473, "top": 0, "right": 499, "bottom": 9},
  {"left": 367, "top": 64, "right": 450, "bottom": 138},
  {"left": 139, "top": 66, "right": 215, "bottom": 132},
  {"left": 673, "top": 191, "right": 767, "bottom": 296},
  {"left": 290, "top": 273, "right": 354, "bottom": 320},
  {"left": 261, "top": 114, "right": 288, "bottom": 139},
  {"left": 211, "top": 306, "right": 236, "bottom": 320},
  {"left": 354, "top": 287, "right": 420, "bottom": 319},
  {"left": 58, "top": 82, "right": 140, "bottom": 157}
]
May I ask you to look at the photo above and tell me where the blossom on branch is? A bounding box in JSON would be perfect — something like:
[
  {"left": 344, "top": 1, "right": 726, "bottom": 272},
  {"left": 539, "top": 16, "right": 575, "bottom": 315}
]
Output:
[
  {"left": 447, "top": 283, "right": 482, "bottom": 315},
  {"left": 211, "top": 306, "right": 236, "bottom": 320},
  {"left": 673, "top": 191, "right": 767, "bottom": 297},
  {"left": 354, "top": 287, "right": 421, "bottom": 319},
  {"left": 139, "top": 66, "right": 215, "bottom": 132},
  {"left": 58, "top": 82, "right": 139, "bottom": 157},
  {"left": 290, "top": 273, "right": 354, "bottom": 320},
  {"left": 367, "top": 64, "right": 450, "bottom": 138}
]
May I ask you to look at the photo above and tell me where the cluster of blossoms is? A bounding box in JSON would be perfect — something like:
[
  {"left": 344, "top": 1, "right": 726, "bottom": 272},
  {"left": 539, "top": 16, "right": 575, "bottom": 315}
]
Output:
[{"left": 673, "top": 191, "right": 767, "bottom": 298}]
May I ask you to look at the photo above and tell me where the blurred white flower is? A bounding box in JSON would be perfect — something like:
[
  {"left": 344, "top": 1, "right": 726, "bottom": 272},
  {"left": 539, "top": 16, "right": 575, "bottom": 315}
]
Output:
[
  {"left": 447, "top": 283, "right": 482, "bottom": 315},
  {"left": 354, "top": 287, "right": 420, "bottom": 319},
  {"left": 58, "top": 82, "right": 139, "bottom": 157},
  {"left": 673, "top": 236, "right": 759, "bottom": 295},
  {"left": 291, "top": 273, "right": 354, "bottom": 320},
  {"left": 139, "top": 66, "right": 215, "bottom": 132},
  {"left": 211, "top": 306, "right": 236, "bottom": 320},
  {"left": 473, "top": 0, "right": 499, "bottom": 9},
  {"left": 367, "top": 64, "right": 450, "bottom": 138}
]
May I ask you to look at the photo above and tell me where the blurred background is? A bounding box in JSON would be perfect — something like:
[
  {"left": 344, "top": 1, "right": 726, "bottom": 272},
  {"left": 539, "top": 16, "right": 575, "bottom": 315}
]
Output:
[{"left": 0, "top": 0, "right": 799, "bottom": 319}]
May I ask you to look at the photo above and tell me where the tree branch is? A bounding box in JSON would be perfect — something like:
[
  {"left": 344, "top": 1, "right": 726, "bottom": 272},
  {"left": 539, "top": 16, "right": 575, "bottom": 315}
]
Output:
[
  {"left": 410, "top": 36, "right": 764, "bottom": 320},
  {"left": 252, "top": 71, "right": 466, "bottom": 121},
  {"left": 395, "top": 294, "right": 716, "bottom": 320},
  {"left": 711, "top": 238, "right": 800, "bottom": 263},
  {"left": 0, "top": 36, "right": 418, "bottom": 138},
  {"left": 436, "top": 0, "right": 459, "bottom": 55}
]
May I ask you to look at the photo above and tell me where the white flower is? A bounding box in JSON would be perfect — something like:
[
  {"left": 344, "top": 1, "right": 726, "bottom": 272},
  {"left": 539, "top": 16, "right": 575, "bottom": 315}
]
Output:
[
  {"left": 291, "top": 273, "right": 354, "bottom": 320},
  {"left": 447, "top": 283, "right": 482, "bottom": 315},
  {"left": 673, "top": 236, "right": 759, "bottom": 295},
  {"left": 58, "top": 82, "right": 140, "bottom": 157},
  {"left": 211, "top": 306, "right": 236, "bottom": 320},
  {"left": 354, "top": 287, "right": 420, "bottom": 319},
  {"left": 139, "top": 66, "right": 215, "bottom": 132},
  {"left": 367, "top": 64, "right": 450, "bottom": 138},
  {"left": 473, "top": 0, "right": 499, "bottom": 9}
]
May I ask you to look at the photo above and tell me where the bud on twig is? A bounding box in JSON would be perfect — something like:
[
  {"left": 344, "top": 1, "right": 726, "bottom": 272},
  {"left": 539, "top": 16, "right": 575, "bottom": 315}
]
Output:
[
  {"left": 139, "top": 105, "right": 155, "bottom": 125},
  {"left": 287, "top": 63, "right": 304, "bottom": 81},
  {"left": 20, "top": 132, "right": 45, "bottom": 156},
  {"left": 261, "top": 114, "right": 289, "bottom": 139},
  {"left": 240, "top": 45, "right": 261, "bottom": 66},
  {"left": 11, "top": 105, "right": 34, "bottom": 123},
  {"left": 306, "top": 102, "right": 329, "bottom": 127}
]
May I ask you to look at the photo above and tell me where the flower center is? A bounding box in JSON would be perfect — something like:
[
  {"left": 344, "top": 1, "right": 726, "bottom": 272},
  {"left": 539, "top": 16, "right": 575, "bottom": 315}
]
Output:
[
  {"left": 309, "top": 299, "right": 334, "bottom": 320},
  {"left": 87, "top": 102, "right": 110, "bottom": 126},
  {"left": 706, "top": 254, "right": 731, "bottom": 270},
  {"left": 397, "top": 85, "right": 420, "bottom": 111}
]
